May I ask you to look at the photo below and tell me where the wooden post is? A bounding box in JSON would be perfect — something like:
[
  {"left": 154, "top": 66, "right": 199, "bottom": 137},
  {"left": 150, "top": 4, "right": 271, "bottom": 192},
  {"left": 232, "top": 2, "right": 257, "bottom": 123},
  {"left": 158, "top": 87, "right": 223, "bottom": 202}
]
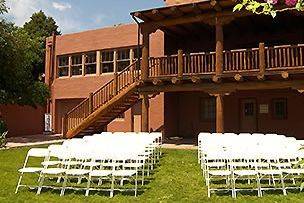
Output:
[
  {"left": 215, "top": 94, "right": 224, "bottom": 133},
  {"left": 258, "top": 42, "right": 266, "bottom": 80},
  {"left": 61, "top": 114, "right": 68, "bottom": 138},
  {"left": 89, "top": 92, "right": 94, "bottom": 113},
  {"left": 114, "top": 51, "right": 118, "bottom": 95},
  {"left": 215, "top": 18, "right": 224, "bottom": 76},
  {"left": 130, "top": 48, "right": 135, "bottom": 64},
  {"left": 96, "top": 51, "right": 101, "bottom": 75},
  {"left": 82, "top": 54, "right": 85, "bottom": 76},
  {"left": 68, "top": 56, "right": 72, "bottom": 77},
  {"left": 141, "top": 32, "right": 150, "bottom": 81},
  {"left": 178, "top": 49, "right": 184, "bottom": 79},
  {"left": 141, "top": 93, "right": 149, "bottom": 132}
]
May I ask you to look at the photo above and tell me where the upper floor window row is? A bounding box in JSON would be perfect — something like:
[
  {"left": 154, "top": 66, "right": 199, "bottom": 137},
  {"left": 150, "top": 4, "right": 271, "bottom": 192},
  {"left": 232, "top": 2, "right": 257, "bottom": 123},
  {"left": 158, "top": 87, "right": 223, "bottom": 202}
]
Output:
[{"left": 57, "top": 47, "right": 142, "bottom": 78}]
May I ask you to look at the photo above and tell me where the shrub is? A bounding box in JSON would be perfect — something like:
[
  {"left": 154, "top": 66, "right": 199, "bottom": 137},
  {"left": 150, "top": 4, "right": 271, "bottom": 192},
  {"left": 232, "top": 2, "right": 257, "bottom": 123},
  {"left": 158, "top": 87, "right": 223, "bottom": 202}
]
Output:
[{"left": 0, "top": 119, "right": 7, "bottom": 147}]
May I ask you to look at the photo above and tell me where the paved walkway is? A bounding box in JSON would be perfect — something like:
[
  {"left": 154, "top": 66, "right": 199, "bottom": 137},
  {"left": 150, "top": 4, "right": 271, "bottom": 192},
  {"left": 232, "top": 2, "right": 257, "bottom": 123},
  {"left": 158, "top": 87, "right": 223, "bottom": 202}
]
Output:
[
  {"left": 4, "top": 134, "right": 197, "bottom": 150},
  {"left": 5, "top": 134, "right": 64, "bottom": 148}
]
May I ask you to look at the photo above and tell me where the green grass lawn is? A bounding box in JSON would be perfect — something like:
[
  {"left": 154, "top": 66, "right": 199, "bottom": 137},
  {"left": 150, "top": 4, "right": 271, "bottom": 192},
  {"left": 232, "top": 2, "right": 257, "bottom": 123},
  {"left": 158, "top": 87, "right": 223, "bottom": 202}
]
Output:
[{"left": 1, "top": 147, "right": 304, "bottom": 202}]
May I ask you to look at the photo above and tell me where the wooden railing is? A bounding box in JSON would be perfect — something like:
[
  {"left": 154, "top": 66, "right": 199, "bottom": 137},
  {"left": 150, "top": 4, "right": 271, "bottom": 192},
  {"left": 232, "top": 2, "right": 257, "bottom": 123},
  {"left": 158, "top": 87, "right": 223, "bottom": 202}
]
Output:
[
  {"left": 183, "top": 52, "right": 216, "bottom": 74},
  {"left": 63, "top": 61, "right": 139, "bottom": 134},
  {"left": 266, "top": 44, "right": 304, "bottom": 70},
  {"left": 223, "top": 48, "right": 259, "bottom": 72},
  {"left": 147, "top": 44, "right": 304, "bottom": 78}
]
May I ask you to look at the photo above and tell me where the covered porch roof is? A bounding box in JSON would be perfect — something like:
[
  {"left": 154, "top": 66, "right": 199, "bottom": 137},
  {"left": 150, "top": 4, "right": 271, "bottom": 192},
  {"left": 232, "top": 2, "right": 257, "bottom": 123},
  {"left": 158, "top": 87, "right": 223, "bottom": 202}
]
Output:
[{"left": 131, "top": 0, "right": 237, "bottom": 28}]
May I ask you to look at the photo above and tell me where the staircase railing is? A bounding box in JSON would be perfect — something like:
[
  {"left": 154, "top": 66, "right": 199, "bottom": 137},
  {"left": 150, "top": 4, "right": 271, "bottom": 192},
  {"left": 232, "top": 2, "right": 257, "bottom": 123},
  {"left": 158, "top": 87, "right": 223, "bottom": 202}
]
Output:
[{"left": 64, "top": 61, "right": 140, "bottom": 134}]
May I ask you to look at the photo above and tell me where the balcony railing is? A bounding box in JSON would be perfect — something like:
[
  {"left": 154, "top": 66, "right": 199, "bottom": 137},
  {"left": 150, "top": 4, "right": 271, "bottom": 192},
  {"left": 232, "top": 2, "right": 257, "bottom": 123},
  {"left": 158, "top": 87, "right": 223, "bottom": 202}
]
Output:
[{"left": 148, "top": 44, "right": 304, "bottom": 78}]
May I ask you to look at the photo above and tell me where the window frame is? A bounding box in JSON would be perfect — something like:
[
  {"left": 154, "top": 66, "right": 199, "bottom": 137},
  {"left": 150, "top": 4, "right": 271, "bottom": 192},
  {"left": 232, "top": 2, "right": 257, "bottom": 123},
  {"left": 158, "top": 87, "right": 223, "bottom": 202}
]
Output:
[
  {"left": 58, "top": 55, "right": 69, "bottom": 77},
  {"left": 272, "top": 98, "right": 288, "bottom": 120},
  {"left": 84, "top": 52, "right": 97, "bottom": 75},
  {"left": 71, "top": 54, "right": 83, "bottom": 76},
  {"left": 101, "top": 50, "right": 114, "bottom": 73}
]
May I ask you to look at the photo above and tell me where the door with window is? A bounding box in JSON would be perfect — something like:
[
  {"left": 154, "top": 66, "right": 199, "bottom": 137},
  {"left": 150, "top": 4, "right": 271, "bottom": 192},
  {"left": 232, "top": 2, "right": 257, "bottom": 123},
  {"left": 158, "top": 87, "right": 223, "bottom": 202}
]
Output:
[{"left": 240, "top": 99, "right": 257, "bottom": 132}]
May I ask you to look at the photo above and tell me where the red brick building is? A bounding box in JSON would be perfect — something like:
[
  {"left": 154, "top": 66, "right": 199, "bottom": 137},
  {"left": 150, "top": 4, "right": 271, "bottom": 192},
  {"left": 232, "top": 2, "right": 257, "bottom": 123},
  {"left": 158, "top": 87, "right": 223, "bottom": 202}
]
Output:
[{"left": 45, "top": 0, "right": 304, "bottom": 140}]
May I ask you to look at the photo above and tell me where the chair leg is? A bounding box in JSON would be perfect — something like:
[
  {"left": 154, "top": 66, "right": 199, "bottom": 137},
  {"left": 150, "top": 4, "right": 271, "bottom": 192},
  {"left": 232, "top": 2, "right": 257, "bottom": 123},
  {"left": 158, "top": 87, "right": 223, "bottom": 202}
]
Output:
[
  {"left": 85, "top": 176, "right": 91, "bottom": 197},
  {"left": 15, "top": 174, "right": 24, "bottom": 194},
  {"left": 135, "top": 173, "right": 138, "bottom": 197},
  {"left": 280, "top": 174, "right": 287, "bottom": 195},
  {"left": 110, "top": 176, "right": 115, "bottom": 198},
  {"left": 60, "top": 175, "right": 68, "bottom": 197},
  {"left": 142, "top": 167, "right": 145, "bottom": 186},
  {"left": 36, "top": 175, "right": 45, "bottom": 195}
]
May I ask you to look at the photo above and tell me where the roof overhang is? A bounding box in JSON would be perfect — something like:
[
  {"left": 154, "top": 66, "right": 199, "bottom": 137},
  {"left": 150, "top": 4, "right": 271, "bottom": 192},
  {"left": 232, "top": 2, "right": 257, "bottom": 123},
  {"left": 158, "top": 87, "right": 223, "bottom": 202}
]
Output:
[{"left": 130, "top": 0, "right": 236, "bottom": 24}]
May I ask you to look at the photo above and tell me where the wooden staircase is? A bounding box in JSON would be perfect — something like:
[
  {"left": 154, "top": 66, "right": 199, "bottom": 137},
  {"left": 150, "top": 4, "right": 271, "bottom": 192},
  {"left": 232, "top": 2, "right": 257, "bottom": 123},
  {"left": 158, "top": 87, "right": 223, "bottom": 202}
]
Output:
[{"left": 62, "top": 61, "right": 140, "bottom": 139}]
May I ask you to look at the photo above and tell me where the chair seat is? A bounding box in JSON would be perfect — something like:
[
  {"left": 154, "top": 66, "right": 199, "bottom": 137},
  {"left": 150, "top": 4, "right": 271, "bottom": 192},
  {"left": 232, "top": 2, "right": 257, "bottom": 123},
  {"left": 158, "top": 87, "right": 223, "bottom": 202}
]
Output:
[
  {"left": 41, "top": 168, "right": 66, "bottom": 175},
  {"left": 62, "top": 161, "right": 82, "bottom": 166},
  {"left": 19, "top": 167, "right": 43, "bottom": 173},
  {"left": 41, "top": 161, "right": 61, "bottom": 166},
  {"left": 234, "top": 170, "right": 258, "bottom": 176},
  {"left": 102, "top": 163, "right": 122, "bottom": 167},
  {"left": 90, "top": 170, "right": 112, "bottom": 177},
  {"left": 65, "top": 169, "right": 90, "bottom": 176},
  {"left": 252, "top": 163, "right": 270, "bottom": 168},
  {"left": 229, "top": 162, "right": 249, "bottom": 167},
  {"left": 113, "top": 170, "right": 137, "bottom": 177},
  {"left": 283, "top": 169, "right": 304, "bottom": 174},
  {"left": 258, "top": 169, "right": 282, "bottom": 175},
  {"left": 271, "top": 163, "right": 291, "bottom": 168},
  {"left": 82, "top": 162, "right": 100, "bottom": 167},
  {"left": 206, "top": 162, "right": 226, "bottom": 167},
  {"left": 124, "top": 163, "right": 145, "bottom": 168},
  {"left": 208, "top": 170, "right": 231, "bottom": 176}
]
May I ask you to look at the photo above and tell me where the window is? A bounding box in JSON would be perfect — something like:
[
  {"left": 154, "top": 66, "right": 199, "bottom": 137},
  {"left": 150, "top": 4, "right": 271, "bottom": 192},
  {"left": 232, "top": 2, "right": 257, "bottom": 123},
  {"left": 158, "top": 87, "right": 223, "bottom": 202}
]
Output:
[
  {"left": 101, "top": 51, "right": 114, "bottom": 73},
  {"left": 134, "top": 47, "right": 142, "bottom": 59},
  {"left": 71, "top": 55, "right": 83, "bottom": 76},
  {"left": 85, "top": 52, "right": 96, "bottom": 75},
  {"left": 273, "top": 98, "right": 287, "bottom": 119},
  {"left": 58, "top": 56, "right": 69, "bottom": 77},
  {"left": 200, "top": 98, "right": 216, "bottom": 121},
  {"left": 117, "top": 49, "right": 130, "bottom": 72}
]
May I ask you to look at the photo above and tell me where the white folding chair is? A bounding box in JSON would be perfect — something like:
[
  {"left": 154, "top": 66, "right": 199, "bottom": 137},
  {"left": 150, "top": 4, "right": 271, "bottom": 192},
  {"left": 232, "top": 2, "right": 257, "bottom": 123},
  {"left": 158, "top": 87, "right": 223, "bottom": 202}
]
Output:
[{"left": 15, "top": 148, "right": 49, "bottom": 193}]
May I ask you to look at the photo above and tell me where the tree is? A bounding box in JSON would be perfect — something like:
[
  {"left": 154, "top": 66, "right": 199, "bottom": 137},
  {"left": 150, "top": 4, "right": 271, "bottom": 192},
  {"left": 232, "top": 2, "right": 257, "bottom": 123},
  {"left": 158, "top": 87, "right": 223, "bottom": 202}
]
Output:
[
  {"left": 23, "top": 11, "right": 61, "bottom": 80},
  {"left": 0, "top": 0, "right": 6, "bottom": 14},
  {"left": 234, "top": 0, "right": 304, "bottom": 17},
  {"left": 0, "top": 16, "right": 50, "bottom": 107}
]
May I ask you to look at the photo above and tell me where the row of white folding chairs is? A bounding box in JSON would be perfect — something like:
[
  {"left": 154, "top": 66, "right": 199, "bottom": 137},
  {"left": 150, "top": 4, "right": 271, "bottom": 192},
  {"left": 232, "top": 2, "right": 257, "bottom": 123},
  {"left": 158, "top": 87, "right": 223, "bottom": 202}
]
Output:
[
  {"left": 16, "top": 132, "right": 163, "bottom": 197},
  {"left": 203, "top": 149, "right": 304, "bottom": 198},
  {"left": 16, "top": 145, "right": 147, "bottom": 197}
]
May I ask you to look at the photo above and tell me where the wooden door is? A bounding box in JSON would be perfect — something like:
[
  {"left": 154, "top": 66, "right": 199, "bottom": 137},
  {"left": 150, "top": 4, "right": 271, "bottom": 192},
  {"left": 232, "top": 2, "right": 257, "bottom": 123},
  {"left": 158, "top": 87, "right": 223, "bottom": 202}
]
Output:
[{"left": 240, "top": 99, "right": 257, "bottom": 132}]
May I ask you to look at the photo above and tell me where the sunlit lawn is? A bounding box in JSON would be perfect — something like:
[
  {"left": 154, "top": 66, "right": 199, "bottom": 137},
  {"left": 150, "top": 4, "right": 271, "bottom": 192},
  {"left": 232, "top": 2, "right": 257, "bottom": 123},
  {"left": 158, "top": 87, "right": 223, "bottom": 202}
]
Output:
[{"left": 1, "top": 147, "right": 304, "bottom": 202}]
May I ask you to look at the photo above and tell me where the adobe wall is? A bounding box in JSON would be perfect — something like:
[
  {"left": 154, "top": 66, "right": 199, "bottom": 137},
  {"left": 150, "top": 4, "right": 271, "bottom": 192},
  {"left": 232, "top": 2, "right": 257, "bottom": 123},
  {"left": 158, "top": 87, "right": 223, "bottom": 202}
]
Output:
[{"left": 0, "top": 105, "right": 45, "bottom": 137}]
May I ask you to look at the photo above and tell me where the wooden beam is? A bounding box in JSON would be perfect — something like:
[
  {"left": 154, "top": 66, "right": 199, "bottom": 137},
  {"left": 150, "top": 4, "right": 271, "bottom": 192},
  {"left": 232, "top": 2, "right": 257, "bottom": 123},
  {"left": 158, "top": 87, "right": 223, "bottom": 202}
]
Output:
[
  {"left": 259, "top": 42, "right": 266, "bottom": 79},
  {"left": 138, "top": 80, "right": 304, "bottom": 93},
  {"left": 170, "top": 6, "right": 184, "bottom": 18},
  {"left": 141, "top": 32, "right": 150, "bottom": 81},
  {"left": 215, "top": 17, "right": 224, "bottom": 77},
  {"left": 215, "top": 94, "right": 224, "bottom": 133},
  {"left": 281, "top": 71, "right": 289, "bottom": 79},
  {"left": 210, "top": 0, "right": 222, "bottom": 12},
  {"left": 152, "top": 9, "right": 166, "bottom": 20},
  {"left": 171, "top": 77, "right": 182, "bottom": 85},
  {"left": 191, "top": 76, "right": 202, "bottom": 84},
  {"left": 178, "top": 49, "right": 184, "bottom": 79},
  {"left": 212, "top": 75, "right": 221, "bottom": 83},
  {"left": 152, "top": 78, "right": 163, "bottom": 86},
  {"left": 234, "top": 74, "right": 243, "bottom": 82},
  {"left": 141, "top": 93, "right": 149, "bottom": 132}
]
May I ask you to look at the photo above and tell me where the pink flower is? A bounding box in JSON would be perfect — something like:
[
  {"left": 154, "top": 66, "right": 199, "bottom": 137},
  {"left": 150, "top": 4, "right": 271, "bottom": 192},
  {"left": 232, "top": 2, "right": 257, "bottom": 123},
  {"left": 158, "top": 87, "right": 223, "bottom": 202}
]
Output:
[{"left": 285, "top": 0, "right": 298, "bottom": 6}]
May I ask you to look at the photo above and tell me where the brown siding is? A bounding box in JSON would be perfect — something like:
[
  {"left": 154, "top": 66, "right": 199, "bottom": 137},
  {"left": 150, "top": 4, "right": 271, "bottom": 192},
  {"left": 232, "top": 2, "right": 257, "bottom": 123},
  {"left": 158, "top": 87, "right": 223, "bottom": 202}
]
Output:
[{"left": 0, "top": 105, "right": 45, "bottom": 137}]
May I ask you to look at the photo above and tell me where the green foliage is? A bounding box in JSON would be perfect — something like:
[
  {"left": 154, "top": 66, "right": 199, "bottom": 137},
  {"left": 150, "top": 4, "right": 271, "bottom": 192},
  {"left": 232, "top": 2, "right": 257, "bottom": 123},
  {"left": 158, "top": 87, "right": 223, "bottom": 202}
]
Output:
[
  {"left": 23, "top": 11, "right": 61, "bottom": 80},
  {"left": 233, "top": 0, "right": 304, "bottom": 17},
  {"left": 0, "top": 119, "right": 7, "bottom": 147},
  {"left": 0, "top": 20, "right": 50, "bottom": 106},
  {"left": 0, "top": 0, "right": 6, "bottom": 14}
]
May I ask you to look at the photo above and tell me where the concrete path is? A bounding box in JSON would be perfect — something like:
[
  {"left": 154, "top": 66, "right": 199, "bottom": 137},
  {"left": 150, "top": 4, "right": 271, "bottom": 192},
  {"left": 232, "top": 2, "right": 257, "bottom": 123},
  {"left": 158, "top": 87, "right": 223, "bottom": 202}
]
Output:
[
  {"left": 5, "top": 134, "right": 64, "bottom": 148},
  {"left": 4, "top": 134, "right": 197, "bottom": 150}
]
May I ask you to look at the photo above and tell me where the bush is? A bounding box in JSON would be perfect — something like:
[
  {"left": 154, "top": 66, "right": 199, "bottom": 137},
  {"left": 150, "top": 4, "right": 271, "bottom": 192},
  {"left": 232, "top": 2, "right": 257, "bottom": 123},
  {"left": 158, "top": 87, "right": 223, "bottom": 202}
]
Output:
[{"left": 0, "top": 119, "right": 7, "bottom": 147}]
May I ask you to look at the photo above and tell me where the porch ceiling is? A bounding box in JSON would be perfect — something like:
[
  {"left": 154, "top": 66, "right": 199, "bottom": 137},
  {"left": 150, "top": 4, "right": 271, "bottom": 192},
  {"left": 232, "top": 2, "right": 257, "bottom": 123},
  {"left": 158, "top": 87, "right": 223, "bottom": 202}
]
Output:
[{"left": 130, "top": 0, "right": 236, "bottom": 24}]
